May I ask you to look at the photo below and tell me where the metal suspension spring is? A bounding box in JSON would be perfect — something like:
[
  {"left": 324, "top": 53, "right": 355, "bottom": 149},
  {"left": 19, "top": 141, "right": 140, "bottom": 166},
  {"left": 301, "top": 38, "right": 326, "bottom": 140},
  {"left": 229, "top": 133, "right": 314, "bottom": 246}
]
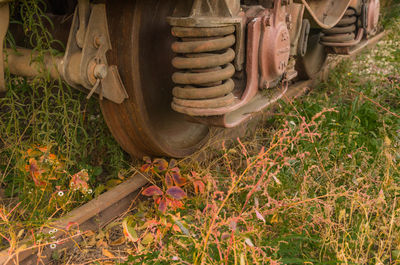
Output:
[
  {"left": 321, "top": 8, "right": 358, "bottom": 45},
  {"left": 170, "top": 25, "right": 236, "bottom": 112}
]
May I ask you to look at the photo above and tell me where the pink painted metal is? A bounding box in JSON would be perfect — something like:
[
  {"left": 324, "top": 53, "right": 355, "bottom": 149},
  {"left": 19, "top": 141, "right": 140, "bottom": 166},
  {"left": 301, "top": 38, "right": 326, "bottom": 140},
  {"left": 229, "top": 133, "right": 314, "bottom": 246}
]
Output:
[{"left": 258, "top": 0, "right": 291, "bottom": 89}]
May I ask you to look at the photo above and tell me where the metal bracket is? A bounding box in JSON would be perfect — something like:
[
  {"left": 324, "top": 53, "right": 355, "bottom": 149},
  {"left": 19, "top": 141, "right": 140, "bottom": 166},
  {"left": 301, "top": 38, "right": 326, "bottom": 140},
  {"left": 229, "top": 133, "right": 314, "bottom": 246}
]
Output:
[
  {"left": 63, "top": 3, "right": 128, "bottom": 104},
  {"left": 0, "top": 2, "right": 9, "bottom": 94}
]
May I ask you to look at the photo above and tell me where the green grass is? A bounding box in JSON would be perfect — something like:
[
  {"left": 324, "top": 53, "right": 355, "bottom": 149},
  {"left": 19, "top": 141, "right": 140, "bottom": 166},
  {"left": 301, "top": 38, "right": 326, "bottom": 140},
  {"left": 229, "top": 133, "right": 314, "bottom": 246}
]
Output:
[
  {"left": 1, "top": 1, "right": 400, "bottom": 265},
  {"left": 0, "top": 0, "right": 129, "bottom": 252},
  {"left": 83, "top": 6, "right": 399, "bottom": 265}
]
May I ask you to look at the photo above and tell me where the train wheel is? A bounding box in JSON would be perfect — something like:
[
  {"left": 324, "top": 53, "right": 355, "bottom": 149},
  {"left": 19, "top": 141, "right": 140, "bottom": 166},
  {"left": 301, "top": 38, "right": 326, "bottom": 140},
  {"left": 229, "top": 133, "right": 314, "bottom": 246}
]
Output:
[
  {"left": 296, "top": 29, "right": 328, "bottom": 80},
  {"left": 100, "top": 0, "right": 210, "bottom": 158}
]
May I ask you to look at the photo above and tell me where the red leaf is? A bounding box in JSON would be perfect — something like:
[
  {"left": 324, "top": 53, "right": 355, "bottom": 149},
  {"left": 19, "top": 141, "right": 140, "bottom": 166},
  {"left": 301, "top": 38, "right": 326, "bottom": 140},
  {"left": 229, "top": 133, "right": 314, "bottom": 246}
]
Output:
[
  {"left": 193, "top": 180, "right": 205, "bottom": 194},
  {"left": 166, "top": 187, "right": 186, "bottom": 200},
  {"left": 142, "top": 186, "right": 163, "bottom": 196},
  {"left": 158, "top": 198, "right": 167, "bottom": 213},
  {"left": 170, "top": 199, "right": 184, "bottom": 209},
  {"left": 154, "top": 159, "right": 168, "bottom": 171},
  {"left": 140, "top": 164, "right": 152, "bottom": 173},
  {"left": 143, "top": 156, "right": 152, "bottom": 164},
  {"left": 165, "top": 172, "right": 174, "bottom": 188},
  {"left": 171, "top": 169, "right": 186, "bottom": 187},
  {"left": 169, "top": 159, "right": 177, "bottom": 168}
]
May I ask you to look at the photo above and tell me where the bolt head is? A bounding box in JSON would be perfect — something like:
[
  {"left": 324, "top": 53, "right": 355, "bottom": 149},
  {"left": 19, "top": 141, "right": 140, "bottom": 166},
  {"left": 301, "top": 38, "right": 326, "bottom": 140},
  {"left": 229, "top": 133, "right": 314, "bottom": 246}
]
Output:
[{"left": 94, "top": 64, "right": 108, "bottom": 79}]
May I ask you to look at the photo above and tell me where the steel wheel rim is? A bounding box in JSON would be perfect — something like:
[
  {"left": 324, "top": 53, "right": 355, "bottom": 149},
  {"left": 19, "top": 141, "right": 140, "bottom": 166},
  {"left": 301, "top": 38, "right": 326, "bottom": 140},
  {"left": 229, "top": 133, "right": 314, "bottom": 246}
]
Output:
[{"left": 100, "top": 0, "right": 210, "bottom": 158}]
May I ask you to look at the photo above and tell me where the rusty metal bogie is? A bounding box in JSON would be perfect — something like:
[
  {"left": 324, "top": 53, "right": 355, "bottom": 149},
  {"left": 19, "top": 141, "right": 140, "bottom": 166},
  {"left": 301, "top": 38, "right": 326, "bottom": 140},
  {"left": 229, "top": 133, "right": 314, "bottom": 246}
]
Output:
[{"left": 0, "top": 0, "right": 383, "bottom": 158}]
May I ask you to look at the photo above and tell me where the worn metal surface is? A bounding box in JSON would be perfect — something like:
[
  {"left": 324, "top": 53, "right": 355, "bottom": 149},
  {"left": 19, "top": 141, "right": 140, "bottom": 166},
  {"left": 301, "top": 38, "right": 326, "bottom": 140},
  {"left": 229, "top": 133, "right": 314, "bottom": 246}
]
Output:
[
  {"left": 62, "top": 4, "right": 128, "bottom": 104},
  {"left": 0, "top": 3, "right": 9, "bottom": 94},
  {"left": 2, "top": 0, "right": 384, "bottom": 158},
  {"left": 171, "top": 25, "right": 236, "bottom": 113},
  {"left": 171, "top": 7, "right": 264, "bottom": 117},
  {"left": 4, "top": 48, "right": 63, "bottom": 80},
  {"left": 99, "top": 0, "right": 210, "bottom": 158},
  {"left": 0, "top": 174, "right": 148, "bottom": 265},
  {"left": 295, "top": 29, "right": 327, "bottom": 80},
  {"left": 190, "top": 29, "right": 386, "bottom": 128},
  {"left": 296, "top": 0, "right": 352, "bottom": 29},
  {"left": 258, "top": 0, "right": 291, "bottom": 89},
  {"left": 321, "top": 8, "right": 364, "bottom": 47},
  {"left": 366, "top": 0, "right": 380, "bottom": 36}
]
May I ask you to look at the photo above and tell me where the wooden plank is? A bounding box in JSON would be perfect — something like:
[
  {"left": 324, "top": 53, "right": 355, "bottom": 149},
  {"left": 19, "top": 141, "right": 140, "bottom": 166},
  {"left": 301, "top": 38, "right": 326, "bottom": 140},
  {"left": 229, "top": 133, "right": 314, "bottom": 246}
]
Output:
[{"left": 0, "top": 174, "right": 148, "bottom": 265}]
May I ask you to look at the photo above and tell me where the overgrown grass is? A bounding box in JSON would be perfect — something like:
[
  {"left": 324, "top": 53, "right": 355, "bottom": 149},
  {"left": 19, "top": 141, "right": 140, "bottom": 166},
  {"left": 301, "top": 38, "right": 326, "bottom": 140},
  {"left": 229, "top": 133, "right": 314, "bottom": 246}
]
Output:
[
  {"left": 1, "top": 1, "right": 399, "bottom": 265},
  {"left": 60, "top": 5, "right": 400, "bottom": 265},
  {"left": 0, "top": 0, "right": 129, "bottom": 252}
]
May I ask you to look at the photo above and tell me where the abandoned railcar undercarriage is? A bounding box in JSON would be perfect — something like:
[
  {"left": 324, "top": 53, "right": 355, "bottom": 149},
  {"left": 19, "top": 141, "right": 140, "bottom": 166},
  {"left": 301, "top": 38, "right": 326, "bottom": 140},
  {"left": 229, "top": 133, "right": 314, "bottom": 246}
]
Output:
[{"left": 0, "top": 0, "right": 382, "bottom": 158}]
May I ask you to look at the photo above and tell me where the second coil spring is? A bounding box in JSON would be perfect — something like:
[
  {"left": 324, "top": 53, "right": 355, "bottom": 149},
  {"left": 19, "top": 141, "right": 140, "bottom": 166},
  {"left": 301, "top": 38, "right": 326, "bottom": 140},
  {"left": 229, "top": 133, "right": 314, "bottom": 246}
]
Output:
[{"left": 321, "top": 8, "right": 358, "bottom": 45}]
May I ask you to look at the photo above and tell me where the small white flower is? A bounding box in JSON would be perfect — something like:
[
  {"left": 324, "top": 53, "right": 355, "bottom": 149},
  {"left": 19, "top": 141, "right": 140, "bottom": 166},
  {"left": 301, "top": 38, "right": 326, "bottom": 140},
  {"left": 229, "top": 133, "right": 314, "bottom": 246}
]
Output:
[
  {"left": 50, "top": 244, "right": 57, "bottom": 249},
  {"left": 58, "top": 191, "right": 64, "bottom": 197},
  {"left": 87, "top": 189, "right": 93, "bottom": 194}
]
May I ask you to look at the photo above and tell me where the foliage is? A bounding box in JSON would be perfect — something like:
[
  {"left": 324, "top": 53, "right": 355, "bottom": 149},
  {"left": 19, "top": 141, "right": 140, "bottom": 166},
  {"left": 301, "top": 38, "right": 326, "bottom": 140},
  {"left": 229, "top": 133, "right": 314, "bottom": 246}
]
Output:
[
  {"left": 0, "top": 2, "right": 399, "bottom": 265},
  {"left": 0, "top": 0, "right": 129, "bottom": 251}
]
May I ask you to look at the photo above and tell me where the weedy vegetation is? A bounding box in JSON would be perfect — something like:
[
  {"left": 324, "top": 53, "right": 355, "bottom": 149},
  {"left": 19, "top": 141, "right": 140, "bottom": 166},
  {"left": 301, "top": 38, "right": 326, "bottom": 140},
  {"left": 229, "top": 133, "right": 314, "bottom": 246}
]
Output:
[
  {"left": 0, "top": 1, "right": 399, "bottom": 265},
  {"left": 0, "top": 0, "right": 130, "bottom": 254}
]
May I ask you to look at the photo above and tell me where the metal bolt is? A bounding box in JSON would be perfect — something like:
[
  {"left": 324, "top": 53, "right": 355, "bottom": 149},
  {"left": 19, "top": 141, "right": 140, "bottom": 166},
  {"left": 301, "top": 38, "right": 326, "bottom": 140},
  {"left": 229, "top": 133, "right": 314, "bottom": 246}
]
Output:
[
  {"left": 263, "top": 15, "right": 272, "bottom": 27},
  {"left": 286, "top": 14, "right": 292, "bottom": 29},
  {"left": 94, "top": 36, "right": 103, "bottom": 48},
  {"left": 94, "top": 64, "right": 108, "bottom": 79}
]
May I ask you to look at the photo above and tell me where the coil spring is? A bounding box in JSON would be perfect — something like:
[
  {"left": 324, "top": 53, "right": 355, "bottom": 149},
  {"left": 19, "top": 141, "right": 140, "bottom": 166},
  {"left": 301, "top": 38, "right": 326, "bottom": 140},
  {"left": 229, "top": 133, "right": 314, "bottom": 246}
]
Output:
[
  {"left": 321, "top": 8, "right": 357, "bottom": 45},
  {"left": 170, "top": 25, "right": 236, "bottom": 111}
]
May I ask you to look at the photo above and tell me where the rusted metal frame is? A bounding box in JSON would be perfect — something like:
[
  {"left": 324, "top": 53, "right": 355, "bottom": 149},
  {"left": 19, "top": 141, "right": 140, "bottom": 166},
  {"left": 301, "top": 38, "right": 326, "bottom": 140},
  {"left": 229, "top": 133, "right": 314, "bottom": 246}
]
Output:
[
  {"left": 0, "top": 2, "right": 9, "bottom": 94},
  {"left": 0, "top": 174, "right": 148, "bottom": 265},
  {"left": 3, "top": 3, "right": 128, "bottom": 104},
  {"left": 62, "top": 4, "right": 128, "bottom": 104},
  {"left": 293, "top": 0, "right": 352, "bottom": 29},
  {"left": 330, "top": 30, "right": 385, "bottom": 55},
  {"left": 170, "top": 0, "right": 294, "bottom": 118},
  {"left": 76, "top": 0, "right": 90, "bottom": 48},
  {"left": 171, "top": 13, "right": 262, "bottom": 117},
  {"left": 192, "top": 30, "right": 386, "bottom": 128},
  {"left": 321, "top": 28, "right": 364, "bottom": 47},
  {"left": 258, "top": 0, "right": 292, "bottom": 89},
  {"left": 4, "top": 48, "right": 63, "bottom": 80}
]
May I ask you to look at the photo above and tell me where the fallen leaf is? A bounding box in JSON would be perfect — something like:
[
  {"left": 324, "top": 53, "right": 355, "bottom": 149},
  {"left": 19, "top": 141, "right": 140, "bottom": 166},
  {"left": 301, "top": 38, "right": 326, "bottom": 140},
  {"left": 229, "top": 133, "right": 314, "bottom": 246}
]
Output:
[
  {"left": 102, "top": 248, "right": 115, "bottom": 259},
  {"left": 245, "top": 238, "right": 254, "bottom": 247},
  {"left": 110, "top": 236, "right": 126, "bottom": 246},
  {"left": 255, "top": 209, "right": 266, "bottom": 223},
  {"left": 141, "top": 233, "right": 154, "bottom": 245},
  {"left": 106, "top": 179, "right": 122, "bottom": 189},
  {"left": 122, "top": 216, "right": 139, "bottom": 242}
]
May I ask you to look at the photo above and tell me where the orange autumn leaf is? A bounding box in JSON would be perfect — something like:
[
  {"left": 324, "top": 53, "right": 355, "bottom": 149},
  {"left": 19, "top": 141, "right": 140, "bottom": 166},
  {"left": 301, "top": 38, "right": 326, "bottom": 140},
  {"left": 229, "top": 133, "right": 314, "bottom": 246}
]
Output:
[
  {"left": 27, "top": 158, "right": 46, "bottom": 187},
  {"left": 70, "top": 170, "right": 90, "bottom": 192}
]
